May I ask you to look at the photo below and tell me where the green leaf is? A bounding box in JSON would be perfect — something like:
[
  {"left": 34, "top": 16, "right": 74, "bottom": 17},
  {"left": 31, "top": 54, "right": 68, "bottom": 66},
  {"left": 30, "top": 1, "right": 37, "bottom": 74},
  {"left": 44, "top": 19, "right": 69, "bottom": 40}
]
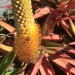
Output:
[
  {"left": 10, "top": 63, "right": 26, "bottom": 75},
  {"left": 0, "top": 36, "right": 6, "bottom": 43},
  {"left": 10, "top": 68, "right": 20, "bottom": 75},
  {"left": 69, "top": 19, "right": 75, "bottom": 36},
  {"left": 5, "top": 71, "right": 13, "bottom": 75},
  {"left": 0, "top": 50, "right": 15, "bottom": 75},
  {"left": 43, "top": 41, "right": 64, "bottom": 47}
]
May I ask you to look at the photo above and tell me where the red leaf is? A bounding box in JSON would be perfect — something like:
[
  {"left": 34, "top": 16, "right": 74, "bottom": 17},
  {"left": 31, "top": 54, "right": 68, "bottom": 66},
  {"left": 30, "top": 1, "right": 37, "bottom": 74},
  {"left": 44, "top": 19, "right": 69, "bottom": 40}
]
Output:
[
  {"left": 42, "top": 34, "right": 63, "bottom": 41},
  {"left": 34, "top": 6, "right": 51, "bottom": 19},
  {"left": 66, "top": 0, "right": 75, "bottom": 10},
  {"left": 29, "top": 55, "right": 44, "bottom": 75},
  {"left": 60, "top": 53, "right": 75, "bottom": 66},
  {"left": 50, "top": 52, "right": 75, "bottom": 74},
  {"left": 60, "top": 20, "right": 73, "bottom": 38}
]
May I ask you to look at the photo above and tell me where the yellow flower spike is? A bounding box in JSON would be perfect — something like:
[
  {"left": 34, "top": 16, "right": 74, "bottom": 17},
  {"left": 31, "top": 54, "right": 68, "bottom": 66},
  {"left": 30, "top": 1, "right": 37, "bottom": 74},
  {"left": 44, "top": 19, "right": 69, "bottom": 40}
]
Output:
[{"left": 12, "top": 0, "right": 42, "bottom": 63}]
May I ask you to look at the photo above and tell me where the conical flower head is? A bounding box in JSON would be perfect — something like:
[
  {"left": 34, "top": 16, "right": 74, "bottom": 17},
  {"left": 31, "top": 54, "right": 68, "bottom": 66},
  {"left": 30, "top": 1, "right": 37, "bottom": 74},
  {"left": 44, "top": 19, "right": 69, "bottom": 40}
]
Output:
[{"left": 12, "top": 0, "right": 42, "bottom": 63}]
